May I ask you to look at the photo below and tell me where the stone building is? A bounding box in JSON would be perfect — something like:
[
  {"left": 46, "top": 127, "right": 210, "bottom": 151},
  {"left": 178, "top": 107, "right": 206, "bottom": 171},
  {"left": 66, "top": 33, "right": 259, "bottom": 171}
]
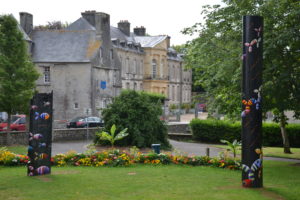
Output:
[
  {"left": 110, "top": 21, "right": 192, "bottom": 105},
  {"left": 17, "top": 11, "right": 192, "bottom": 127},
  {"left": 19, "top": 11, "right": 122, "bottom": 127}
]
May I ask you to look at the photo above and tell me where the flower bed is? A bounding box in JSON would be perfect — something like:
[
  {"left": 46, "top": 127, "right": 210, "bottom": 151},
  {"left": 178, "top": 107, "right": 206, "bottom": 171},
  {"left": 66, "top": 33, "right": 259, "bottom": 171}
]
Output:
[{"left": 0, "top": 147, "right": 240, "bottom": 170}]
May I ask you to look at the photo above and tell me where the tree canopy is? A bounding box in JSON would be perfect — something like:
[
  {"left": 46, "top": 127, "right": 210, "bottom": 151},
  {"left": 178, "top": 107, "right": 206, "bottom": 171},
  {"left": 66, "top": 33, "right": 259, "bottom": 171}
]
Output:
[
  {"left": 183, "top": 0, "right": 300, "bottom": 152},
  {"left": 0, "top": 15, "right": 39, "bottom": 128},
  {"left": 96, "top": 90, "right": 170, "bottom": 148}
]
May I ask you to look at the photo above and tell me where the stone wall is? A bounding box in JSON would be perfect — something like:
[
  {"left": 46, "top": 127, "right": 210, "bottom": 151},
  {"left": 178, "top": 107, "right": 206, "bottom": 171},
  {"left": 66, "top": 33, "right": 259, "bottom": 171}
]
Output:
[
  {"left": 167, "top": 123, "right": 190, "bottom": 133},
  {"left": 0, "top": 124, "right": 190, "bottom": 146},
  {"left": 0, "top": 128, "right": 102, "bottom": 146},
  {"left": 0, "top": 132, "right": 29, "bottom": 146},
  {"left": 52, "top": 128, "right": 101, "bottom": 142}
]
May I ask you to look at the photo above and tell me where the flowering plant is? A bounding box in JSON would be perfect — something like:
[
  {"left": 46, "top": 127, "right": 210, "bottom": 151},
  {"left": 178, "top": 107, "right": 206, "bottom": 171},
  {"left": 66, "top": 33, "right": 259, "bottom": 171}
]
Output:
[{"left": 0, "top": 147, "right": 240, "bottom": 170}]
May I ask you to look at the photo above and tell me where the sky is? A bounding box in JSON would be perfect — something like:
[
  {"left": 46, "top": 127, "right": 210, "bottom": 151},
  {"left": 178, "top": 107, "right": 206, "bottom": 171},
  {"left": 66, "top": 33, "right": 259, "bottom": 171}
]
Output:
[{"left": 1, "top": 0, "right": 223, "bottom": 45}]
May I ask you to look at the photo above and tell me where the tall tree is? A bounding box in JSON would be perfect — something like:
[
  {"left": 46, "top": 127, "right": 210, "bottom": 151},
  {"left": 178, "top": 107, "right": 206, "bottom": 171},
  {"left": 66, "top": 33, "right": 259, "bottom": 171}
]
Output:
[
  {"left": 183, "top": 0, "right": 300, "bottom": 153},
  {"left": 0, "top": 15, "right": 39, "bottom": 130}
]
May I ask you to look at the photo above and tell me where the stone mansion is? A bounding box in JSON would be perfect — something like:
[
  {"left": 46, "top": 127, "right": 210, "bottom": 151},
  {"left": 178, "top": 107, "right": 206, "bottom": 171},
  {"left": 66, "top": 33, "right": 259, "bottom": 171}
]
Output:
[{"left": 18, "top": 11, "right": 192, "bottom": 125}]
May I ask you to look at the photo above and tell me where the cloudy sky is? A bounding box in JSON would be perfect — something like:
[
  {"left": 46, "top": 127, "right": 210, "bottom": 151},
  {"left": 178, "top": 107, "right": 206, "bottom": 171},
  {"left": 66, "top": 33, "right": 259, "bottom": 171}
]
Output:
[{"left": 1, "top": 0, "right": 223, "bottom": 45}]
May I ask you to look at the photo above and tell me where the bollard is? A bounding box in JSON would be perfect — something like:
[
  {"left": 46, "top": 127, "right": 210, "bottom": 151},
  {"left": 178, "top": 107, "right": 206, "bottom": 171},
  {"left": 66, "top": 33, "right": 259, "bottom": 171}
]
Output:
[
  {"left": 151, "top": 144, "right": 161, "bottom": 154},
  {"left": 206, "top": 147, "right": 210, "bottom": 157}
]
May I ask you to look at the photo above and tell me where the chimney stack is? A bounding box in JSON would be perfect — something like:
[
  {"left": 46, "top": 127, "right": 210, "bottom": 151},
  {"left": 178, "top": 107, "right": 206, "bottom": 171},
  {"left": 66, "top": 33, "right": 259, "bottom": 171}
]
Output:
[
  {"left": 19, "top": 12, "right": 33, "bottom": 35},
  {"left": 118, "top": 20, "right": 130, "bottom": 36},
  {"left": 134, "top": 26, "right": 146, "bottom": 36},
  {"left": 81, "top": 11, "right": 111, "bottom": 42}
]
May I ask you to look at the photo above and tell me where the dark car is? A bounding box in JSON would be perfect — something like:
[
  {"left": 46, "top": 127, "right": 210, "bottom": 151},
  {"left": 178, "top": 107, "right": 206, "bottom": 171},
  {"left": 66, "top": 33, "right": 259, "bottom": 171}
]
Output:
[{"left": 66, "top": 116, "right": 104, "bottom": 128}]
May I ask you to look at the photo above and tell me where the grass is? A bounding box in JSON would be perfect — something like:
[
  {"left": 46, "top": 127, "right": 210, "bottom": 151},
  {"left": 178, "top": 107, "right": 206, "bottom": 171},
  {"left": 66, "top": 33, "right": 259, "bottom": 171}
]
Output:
[
  {"left": 0, "top": 161, "right": 300, "bottom": 200},
  {"left": 214, "top": 145, "right": 300, "bottom": 160},
  {"left": 3, "top": 145, "right": 27, "bottom": 155}
]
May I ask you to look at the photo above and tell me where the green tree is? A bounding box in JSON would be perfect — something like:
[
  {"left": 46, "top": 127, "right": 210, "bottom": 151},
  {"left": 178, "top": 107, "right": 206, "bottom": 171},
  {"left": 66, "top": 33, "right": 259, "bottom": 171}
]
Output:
[
  {"left": 96, "top": 90, "right": 170, "bottom": 148},
  {"left": 183, "top": 0, "right": 300, "bottom": 153},
  {"left": 0, "top": 15, "right": 39, "bottom": 130}
]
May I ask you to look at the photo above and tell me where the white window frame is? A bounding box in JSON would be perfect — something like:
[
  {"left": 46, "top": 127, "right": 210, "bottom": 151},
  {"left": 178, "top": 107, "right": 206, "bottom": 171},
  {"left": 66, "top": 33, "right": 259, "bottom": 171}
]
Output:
[{"left": 43, "top": 66, "right": 50, "bottom": 83}]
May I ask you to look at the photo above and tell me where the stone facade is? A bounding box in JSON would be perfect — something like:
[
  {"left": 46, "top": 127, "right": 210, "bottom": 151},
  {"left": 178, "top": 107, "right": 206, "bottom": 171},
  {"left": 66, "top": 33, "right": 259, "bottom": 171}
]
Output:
[{"left": 16, "top": 11, "right": 192, "bottom": 128}]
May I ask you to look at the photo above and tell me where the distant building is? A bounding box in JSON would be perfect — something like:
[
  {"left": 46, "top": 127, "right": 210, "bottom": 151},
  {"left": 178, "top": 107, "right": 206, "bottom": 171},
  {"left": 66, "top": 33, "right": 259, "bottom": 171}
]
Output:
[{"left": 17, "top": 11, "right": 192, "bottom": 127}]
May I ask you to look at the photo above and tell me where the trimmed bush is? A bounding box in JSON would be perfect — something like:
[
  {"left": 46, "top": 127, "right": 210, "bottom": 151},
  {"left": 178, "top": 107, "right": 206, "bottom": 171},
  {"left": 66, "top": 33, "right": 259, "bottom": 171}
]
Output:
[
  {"left": 95, "top": 90, "right": 170, "bottom": 148},
  {"left": 190, "top": 119, "right": 300, "bottom": 147}
]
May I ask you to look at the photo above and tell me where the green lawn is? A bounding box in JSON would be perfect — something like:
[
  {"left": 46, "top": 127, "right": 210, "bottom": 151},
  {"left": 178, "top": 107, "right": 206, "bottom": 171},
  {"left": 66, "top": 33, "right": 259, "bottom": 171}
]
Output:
[
  {"left": 4, "top": 145, "right": 27, "bottom": 155},
  {"left": 214, "top": 145, "right": 300, "bottom": 160},
  {"left": 0, "top": 161, "right": 299, "bottom": 200}
]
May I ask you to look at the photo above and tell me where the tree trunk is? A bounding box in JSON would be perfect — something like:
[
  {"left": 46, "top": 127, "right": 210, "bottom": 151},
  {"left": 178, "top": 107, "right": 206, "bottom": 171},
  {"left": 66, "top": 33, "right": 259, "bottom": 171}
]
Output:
[{"left": 280, "top": 112, "right": 292, "bottom": 154}]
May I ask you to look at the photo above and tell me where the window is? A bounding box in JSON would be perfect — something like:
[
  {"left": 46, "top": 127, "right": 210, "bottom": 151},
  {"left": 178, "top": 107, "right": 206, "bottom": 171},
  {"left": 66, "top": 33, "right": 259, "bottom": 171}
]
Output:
[
  {"left": 99, "top": 48, "right": 103, "bottom": 61},
  {"left": 126, "top": 58, "right": 130, "bottom": 73},
  {"left": 126, "top": 82, "right": 130, "bottom": 89},
  {"left": 134, "top": 82, "right": 137, "bottom": 90},
  {"left": 74, "top": 103, "right": 79, "bottom": 109},
  {"left": 110, "top": 49, "right": 113, "bottom": 60},
  {"left": 152, "top": 59, "right": 157, "bottom": 78},
  {"left": 44, "top": 66, "right": 50, "bottom": 83},
  {"left": 133, "top": 59, "right": 137, "bottom": 74},
  {"left": 160, "top": 59, "right": 164, "bottom": 78}
]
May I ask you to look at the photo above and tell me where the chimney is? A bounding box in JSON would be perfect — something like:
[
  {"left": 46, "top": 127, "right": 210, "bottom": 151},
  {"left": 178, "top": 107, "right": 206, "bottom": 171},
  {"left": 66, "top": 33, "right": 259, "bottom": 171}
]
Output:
[
  {"left": 134, "top": 26, "right": 146, "bottom": 36},
  {"left": 81, "top": 11, "right": 111, "bottom": 42},
  {"left": 118, "top": 20, "right": 130, "bottom": 36},
  {"left": 166, "top": 36, "right": 171, "bottom": 48},
  {"left": 19, "top": 12, "right": 33, "bottom": 35}
]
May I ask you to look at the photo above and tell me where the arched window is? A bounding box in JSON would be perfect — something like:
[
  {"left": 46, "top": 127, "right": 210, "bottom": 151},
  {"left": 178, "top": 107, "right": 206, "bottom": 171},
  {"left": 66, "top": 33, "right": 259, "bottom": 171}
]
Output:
[{"left": 152, "top": 59, "right": 157, "bottom": 78}]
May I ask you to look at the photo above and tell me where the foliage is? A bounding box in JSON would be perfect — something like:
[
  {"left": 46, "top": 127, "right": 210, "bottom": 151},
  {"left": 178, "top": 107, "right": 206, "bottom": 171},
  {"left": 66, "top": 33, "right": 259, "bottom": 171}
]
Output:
[
  {"left": 0, "top": 15, "right": 39, "bottom": 129},
  {"left": 220, "top": 139, "right": 241, "bottom": 159},
  {"left": 34, "top": 21, "right": 69, "bottom": 30},
  {"left": 182, "top": 0, "right": 300, "bottom": 152},
  {"left": 190, "top": 119, "right": 300, "bottom": 147},
  {"left": 0, "top": 147, "right": 240, "bottom": 169},
  {"left": 96, "top": 124, "right": 129, "bottom": 147},
  {"left": 97, "top": 90, "right": 170, "bottom": 148},
  {"left": 0, "top": 148, "right": 29, "bottom": 166}
]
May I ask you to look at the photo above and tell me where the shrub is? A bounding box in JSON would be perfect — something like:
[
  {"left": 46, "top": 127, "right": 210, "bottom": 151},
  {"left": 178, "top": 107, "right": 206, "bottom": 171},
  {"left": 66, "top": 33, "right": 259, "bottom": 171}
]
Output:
[
  {"left": 190, "top": 119, "right": 300, "bottom": 147},
  {"left": 96, "top": 90, "right": 170, "bottom": 148}
]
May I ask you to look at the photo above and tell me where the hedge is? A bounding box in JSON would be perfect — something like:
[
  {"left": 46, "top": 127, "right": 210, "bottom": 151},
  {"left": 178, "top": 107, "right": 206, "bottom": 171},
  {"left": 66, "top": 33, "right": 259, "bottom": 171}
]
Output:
[{"left": 189, "top": 119, "right": 300, "bottom": 147}]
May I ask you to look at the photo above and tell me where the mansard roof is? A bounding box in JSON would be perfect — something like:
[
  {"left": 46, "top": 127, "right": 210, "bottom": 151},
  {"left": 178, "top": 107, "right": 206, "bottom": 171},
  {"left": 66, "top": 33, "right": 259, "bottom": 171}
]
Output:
[
  {"left": 134, "top": 35, "right": 167, "bottom": 48},
  {"left": 110, "top": 26, "right": 135, "bottom": 43},
  {"left": 31, "top": 29, "right": 99, "bottom": 63}
]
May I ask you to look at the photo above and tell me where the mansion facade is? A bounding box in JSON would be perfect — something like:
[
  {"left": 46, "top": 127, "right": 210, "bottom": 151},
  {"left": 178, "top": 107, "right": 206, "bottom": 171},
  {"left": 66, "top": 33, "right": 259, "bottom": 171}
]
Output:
[{"left": 18, "top": 11, "right": 192, "bottom": 126}]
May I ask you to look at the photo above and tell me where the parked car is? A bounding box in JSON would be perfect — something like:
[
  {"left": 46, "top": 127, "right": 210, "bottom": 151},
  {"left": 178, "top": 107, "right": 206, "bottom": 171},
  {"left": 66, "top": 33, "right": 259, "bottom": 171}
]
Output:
[
  {"left": 66, "top": 116, "right": 104, "bottom": 128},
  {"left": 0, "top": 115, "right": 26, "bottom": 131}
]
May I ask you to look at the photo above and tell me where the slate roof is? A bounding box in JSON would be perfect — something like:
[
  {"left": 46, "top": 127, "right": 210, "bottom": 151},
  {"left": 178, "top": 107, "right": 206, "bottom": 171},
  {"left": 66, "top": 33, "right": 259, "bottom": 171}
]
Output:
[
  {"left": 31, "top": 30, "right": 99, "bottom": 63},
  {"left": 134, "top": 35, "right": 167, "bottom": 48},
  {"left": 65, "top": 17, "right": 96, "bottom": 31}
]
